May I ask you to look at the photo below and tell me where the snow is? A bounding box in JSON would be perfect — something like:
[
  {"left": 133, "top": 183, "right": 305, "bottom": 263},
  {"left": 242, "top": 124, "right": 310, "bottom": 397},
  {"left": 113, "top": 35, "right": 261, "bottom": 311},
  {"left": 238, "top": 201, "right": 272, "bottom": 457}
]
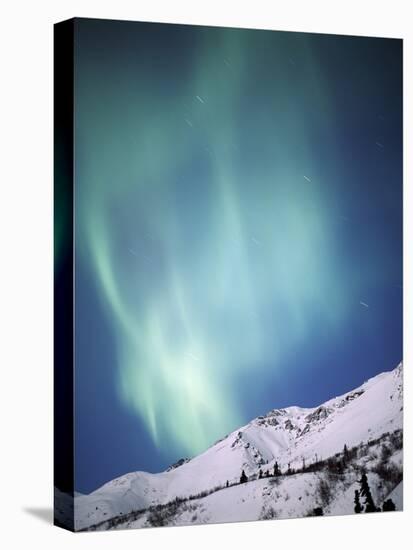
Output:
[
  {"left": 386, "top": 482, "right": 403, "bottom": 510},
  {"left": 74, "top": 363, "right": 403, "bottom": 530}
]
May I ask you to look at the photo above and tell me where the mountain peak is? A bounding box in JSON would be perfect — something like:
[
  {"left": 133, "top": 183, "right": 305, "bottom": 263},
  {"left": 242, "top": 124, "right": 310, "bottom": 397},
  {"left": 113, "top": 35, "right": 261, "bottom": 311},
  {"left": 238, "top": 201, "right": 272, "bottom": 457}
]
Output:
[{"left": 75, "top": 362, "right": 403, "bottom": 531}]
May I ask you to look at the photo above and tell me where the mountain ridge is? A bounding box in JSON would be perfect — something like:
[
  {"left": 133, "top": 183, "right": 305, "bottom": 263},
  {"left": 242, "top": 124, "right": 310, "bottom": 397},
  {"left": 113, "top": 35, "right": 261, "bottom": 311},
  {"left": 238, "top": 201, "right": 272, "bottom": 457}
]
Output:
[{"left": 74, "top": 362, "right": 402, "bottom": 530}]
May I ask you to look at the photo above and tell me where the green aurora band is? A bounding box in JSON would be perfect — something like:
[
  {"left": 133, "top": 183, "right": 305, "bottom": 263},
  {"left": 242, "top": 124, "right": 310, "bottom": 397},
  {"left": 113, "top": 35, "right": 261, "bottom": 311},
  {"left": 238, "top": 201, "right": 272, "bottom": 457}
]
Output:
[{"left": 74, "top": 25, "right": 367, "bottom": 458}]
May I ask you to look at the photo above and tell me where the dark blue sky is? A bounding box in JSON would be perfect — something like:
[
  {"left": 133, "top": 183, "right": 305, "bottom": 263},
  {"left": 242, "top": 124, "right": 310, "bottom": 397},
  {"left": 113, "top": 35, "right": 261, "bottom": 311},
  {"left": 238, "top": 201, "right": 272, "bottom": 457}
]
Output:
[{"left": 73, "top": 19, "right": 402, "bottom": 494}]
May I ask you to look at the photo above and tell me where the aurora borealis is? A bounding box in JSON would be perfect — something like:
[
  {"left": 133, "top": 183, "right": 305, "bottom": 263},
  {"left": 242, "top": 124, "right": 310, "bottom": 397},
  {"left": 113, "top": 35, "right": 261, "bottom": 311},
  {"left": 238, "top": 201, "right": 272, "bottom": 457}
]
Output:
[{"left": 73, "top": 19, "right": 402, "bottom": 493}]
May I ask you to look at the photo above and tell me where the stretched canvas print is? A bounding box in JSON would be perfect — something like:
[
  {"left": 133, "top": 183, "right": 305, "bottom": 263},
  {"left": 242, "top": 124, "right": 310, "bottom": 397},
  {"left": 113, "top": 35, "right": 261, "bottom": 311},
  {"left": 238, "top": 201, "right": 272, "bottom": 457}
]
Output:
[{"left": 54, "top": 18, "right": 403, "bottom": 531}]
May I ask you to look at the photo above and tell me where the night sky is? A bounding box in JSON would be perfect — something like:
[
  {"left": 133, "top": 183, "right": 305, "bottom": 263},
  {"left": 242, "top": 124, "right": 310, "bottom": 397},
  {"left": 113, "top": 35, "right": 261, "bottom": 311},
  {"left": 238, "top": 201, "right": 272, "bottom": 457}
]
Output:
[{"left": 72, "top": 19, "right": 402, "bottom": 494}]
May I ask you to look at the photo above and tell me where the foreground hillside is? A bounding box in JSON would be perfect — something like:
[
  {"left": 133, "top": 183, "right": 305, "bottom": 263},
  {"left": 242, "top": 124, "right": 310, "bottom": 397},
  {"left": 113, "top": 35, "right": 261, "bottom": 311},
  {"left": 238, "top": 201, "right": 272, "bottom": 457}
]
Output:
[
  {"left": 83, "top": 429, "right": 403, "bottom": 530},
  {"left": 70, "top": 363, "right": 402, "bottom": 530}
]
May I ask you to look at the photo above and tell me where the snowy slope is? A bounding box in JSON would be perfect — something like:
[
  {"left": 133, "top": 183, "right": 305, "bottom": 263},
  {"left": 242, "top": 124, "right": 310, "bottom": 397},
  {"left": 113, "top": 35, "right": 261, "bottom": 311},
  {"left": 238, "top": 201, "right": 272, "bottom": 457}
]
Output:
[
  {"left": 75, "top": 363, "right": 402, "bottom": 530},
  {"left": 386, "top": 481, "right": 403, "bottom": 510},
  {"left": 106, "top": 434, "right": 403, "bottom": 530}
]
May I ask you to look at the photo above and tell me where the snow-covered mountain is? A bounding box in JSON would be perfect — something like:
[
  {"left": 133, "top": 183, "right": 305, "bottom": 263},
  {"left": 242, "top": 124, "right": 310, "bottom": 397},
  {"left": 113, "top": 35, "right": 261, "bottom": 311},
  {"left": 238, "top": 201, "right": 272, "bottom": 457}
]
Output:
[{"left": 72, "top": 363, "right": 403, "bottom": 530}]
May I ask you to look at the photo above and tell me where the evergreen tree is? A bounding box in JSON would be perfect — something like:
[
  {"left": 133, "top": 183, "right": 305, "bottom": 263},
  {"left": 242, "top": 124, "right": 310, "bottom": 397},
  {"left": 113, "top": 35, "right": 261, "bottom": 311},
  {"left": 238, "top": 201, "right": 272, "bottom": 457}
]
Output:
[
  {"left": 335, "top": 459, "right": 344, "bottom": 475},
  {"left": 382, "top": 499, "right": 396, "bottom": 512},
  {"left": 354, "top": 489, "right": 363, "bottom": 513},
  {"left": 359, "top": 473, "right": 377, "bottom": 513},
  {"left": 273, "top": 461, "right": 280, "bottom": 476},
  {"left": 226, "top": 480, "right": 229, "bottom": 488},
  {"left": 258, "top": 469, "right": 263, "bottom": 479},
  {"left": 240, "top": 469, "right": 248, "bottom": 484},
  {"left": 343, "top": 443, "right": 349, "bottom": 461}
]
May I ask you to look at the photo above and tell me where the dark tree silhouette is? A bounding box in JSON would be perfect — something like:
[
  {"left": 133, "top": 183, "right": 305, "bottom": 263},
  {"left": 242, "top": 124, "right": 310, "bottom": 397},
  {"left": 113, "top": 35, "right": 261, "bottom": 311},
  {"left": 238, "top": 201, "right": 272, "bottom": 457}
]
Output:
[
  {"left": 240, "top": 469, "right": 248, "bottom": 484},
  {"left": 382, "top": 499, "right": 396, "bottom": 512},
  {"left": 273, "top": 462, "right": 280, "bottom": 476},
  {"left": 258, "top": 469, "right": 263, "bottom": 479},
  {"left": 359, "top": 473, "right": 377, "bottom": 513},
  {"left": 354, "top": 489, "right": 363, "bottom": 513},
  {"left": 226, "top": 480, "right": 229, "bottom": 488}
]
